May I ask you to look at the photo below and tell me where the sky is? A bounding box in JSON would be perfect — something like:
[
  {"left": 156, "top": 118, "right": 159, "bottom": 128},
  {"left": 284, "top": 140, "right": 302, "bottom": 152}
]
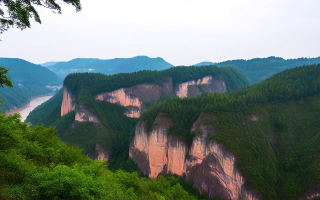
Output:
[{"left": 1, "top": 0, "right": 320, "bottom": 66}]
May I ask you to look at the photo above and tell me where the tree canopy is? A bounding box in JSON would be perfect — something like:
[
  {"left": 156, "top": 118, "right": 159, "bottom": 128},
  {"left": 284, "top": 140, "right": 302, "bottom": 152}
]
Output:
[
  {"left": 0, "top": 0, "right": 81, "bottom": 33},
  {"left": 0, "top": 66, "right": 12, "bottom": 103},
  {"left": 0, "top": 66, "right": 12, "bottom": 88}
]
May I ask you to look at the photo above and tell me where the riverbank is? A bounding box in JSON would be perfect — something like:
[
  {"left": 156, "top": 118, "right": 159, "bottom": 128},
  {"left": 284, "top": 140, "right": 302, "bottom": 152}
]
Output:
[{"left": 5, "top": 95, "right": 53, "bottom": 121}]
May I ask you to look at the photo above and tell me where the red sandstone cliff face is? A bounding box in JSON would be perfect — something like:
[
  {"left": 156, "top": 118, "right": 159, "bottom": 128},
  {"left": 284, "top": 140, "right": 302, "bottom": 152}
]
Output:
[
  {"left": 61, "top": 92, "right": 105, "bottom": 160},
  {"left": 96, "top": 76, "right": 226, "bottom": 118},
  {"left": 129, "top": 114, "right": 259, "bottom": 200},
  {"left": 61, "top": 88, "right": 75, "bottom": 116},
  {"left": 95, "top": 81, "right": 170, "bottom": 118}
]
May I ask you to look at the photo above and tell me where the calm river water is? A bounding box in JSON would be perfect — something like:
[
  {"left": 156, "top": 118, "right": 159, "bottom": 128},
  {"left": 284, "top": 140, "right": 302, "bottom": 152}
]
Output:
[{"left": 5, "top": 95, "right": 53, "bottom": 121}]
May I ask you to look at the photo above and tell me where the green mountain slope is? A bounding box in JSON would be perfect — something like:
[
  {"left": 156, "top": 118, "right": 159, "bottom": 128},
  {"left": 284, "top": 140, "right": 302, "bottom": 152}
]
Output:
[
  {"left": 0, "top": 112, "right": 205, "bottom": 199},
  {"left": 0, "top": 58, "right": 62, "bottom": 112},
  {"left": 47, "top": 56, "right": 173, "bottom": 78},
  {"left": 195, "top": 56, "right": 320, "bottom": 84},
  {"left": 27, "top": 66, "right": 249, "bottom": 167},
  {"left": 140, "top": 64, "right": 320, "bottom": 199}
]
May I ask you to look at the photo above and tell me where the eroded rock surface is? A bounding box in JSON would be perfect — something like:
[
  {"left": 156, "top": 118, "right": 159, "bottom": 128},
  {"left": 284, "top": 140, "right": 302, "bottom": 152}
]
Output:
[
  {"left": 175, "top": 76, "right": 227, "bottom": 98},
  {"left": 96, "top": 76, "right": 226, "bottom": 118},
  {"left": 95, "top": 83, "right": 166, "bottom": 118},
  {"left": 74, "top": 104, "right": 100, "bottom": 125},
  {"left": 95, "top": 144, "right": 109, "bottom": 161},
  {"left": 129, "top": 114, "right": 259, "bottom": 200},
  {"left": 61, "top": 88, "right": 75, "bottom": 116}
]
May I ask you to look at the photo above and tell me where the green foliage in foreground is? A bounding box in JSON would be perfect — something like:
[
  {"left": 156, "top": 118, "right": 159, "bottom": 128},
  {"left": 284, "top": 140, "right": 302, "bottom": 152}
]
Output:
[
  {"left": 0, "top": 113, "right": 203, "bottom": 199},
  {"left": 141, "top": 65, "right": 320, "bottom": 199}
]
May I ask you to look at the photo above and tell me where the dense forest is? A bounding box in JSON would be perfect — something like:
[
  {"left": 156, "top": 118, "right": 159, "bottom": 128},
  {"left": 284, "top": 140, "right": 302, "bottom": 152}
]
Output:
[
  {"left": 9, "top": 64, "right": 320, "bottom": 199},
  {"left": 0, "top": 58, "right": 62, "bottom": 112},
  {"left": 47, "top": 56, "right": 173, "bottom": 78},
  {"left": 141, "top": 64, "right": 320, "bottom": 199},
  {"left": 0, "top": 112, "right": 208, "bottom": 199},
  {"left": 27, "top": 65, "right": 249, "bottom": 169},
  {"left": 195, "top": 56, "right": 320, "bottom": 84}
]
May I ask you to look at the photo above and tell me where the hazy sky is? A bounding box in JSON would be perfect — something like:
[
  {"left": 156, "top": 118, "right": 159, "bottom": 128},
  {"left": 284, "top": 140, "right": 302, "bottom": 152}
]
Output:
[{"left": 1, "top": 0, "right": 320, "bottom": 66}]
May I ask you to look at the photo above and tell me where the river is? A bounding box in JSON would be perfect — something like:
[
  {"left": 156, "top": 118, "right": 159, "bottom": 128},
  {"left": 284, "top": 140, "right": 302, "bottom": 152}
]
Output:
[{"left": 5, "top": 95, "right": 53, "bottom": 121}]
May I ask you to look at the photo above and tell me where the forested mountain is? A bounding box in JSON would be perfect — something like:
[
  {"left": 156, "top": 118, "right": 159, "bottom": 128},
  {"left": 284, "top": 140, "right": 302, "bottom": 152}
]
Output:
[
  {"left": 27, "top": 65, "right": 249, "bottom": 170},
  {"left": 195, "top": 56, "right": 320, "bottom": 84},
  {"left": 0, "top": 58, "right": 62, "bottom": 112},
  {"left": 133, "top": 64, "right": 320, "bottom": 199},
  {"left": 46, "top": 56, "right": 173, "bottom": 78}
]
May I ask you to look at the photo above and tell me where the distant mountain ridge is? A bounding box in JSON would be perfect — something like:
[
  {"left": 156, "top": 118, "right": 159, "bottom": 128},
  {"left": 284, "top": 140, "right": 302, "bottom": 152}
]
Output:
[
  {"left": 194, "top": 56, "right": 320, "bottom": 84},
  {"left": 47, "top": 56, "right": 173, "bottom": 78},
  {"left": 40, "top": 61, "right": 59, "bottom": 67},
  {"left": 0, "top": 58, "right": 62, "bottom": 112}
]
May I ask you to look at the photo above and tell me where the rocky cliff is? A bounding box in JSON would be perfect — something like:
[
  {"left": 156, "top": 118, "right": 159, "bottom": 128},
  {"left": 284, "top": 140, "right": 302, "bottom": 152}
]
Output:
[
  {"left": 61, "top": 90, "right": 105, "bottom": 160},
  {"left": 95, "top": 78, "right": 173, "bottom": 118},
  {"left": 61, "top": 88, "right": 75, "bottom": 116},
  {"left": 175, "top": 76, "right": 226, "bottom": 98},
  {"left": 95, "top": 143, "right": 109, "bottom": 161},
  {"left": 129, "top": 114, "right": 259, "bottom": 200},
  {"left": 74, "top": 104, "right": 100, "bottom": 126},
  {"left": 96, "top": 76, "right": 226, "bottom": 118}
]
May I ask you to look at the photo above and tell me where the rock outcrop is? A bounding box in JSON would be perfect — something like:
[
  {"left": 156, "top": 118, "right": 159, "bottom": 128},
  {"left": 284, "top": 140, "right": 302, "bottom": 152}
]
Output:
[
  {"left": 96, "top": 76, "right": 226, "bottom": 118},
  {"left": 95, "top": 143, "right": 109, "bottom": 161},
  {"left": 175, "top": 76, "right": 226, "bottom": 98},
  {"left": 61, "top": 88, "right": 75, "bottom": 116},
  {"left": 299, "top": 186, "right": 320, "bottom": 200},
  {"left": 74, "top": 104, "right": 100, "bottom": 126},
  {"left": 303, "top": 193, "right": 320, "bottom": 200},
  {"left": 129, "top": 114, "right": 259, "bottom": 200},
  {"left": 95, "top": 79, "right": 173, "bottom": 118}
]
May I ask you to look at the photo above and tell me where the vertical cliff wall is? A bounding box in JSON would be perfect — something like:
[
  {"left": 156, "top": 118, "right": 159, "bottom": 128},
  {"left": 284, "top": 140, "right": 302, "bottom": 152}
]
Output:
[
  {"left": 95, "top": 143, "right": 109, "bottom": 161},
  {"left": 96, "top": 88, "right": 143, "bottom": 118},
  {"left": 129, "top": 115, "right": 259, "bottom": 200},
  {"left": 95, "top": 79, "right": 173, "bottom": 118},
  {"left": 96, "top": 76, "right": 227, "bottom": 118},
  {"left": 61, "top": 88, "right": 75, "bottom": 116},
  {"left": 74, "top": 104, "right": 100, "bottom": 126}
]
